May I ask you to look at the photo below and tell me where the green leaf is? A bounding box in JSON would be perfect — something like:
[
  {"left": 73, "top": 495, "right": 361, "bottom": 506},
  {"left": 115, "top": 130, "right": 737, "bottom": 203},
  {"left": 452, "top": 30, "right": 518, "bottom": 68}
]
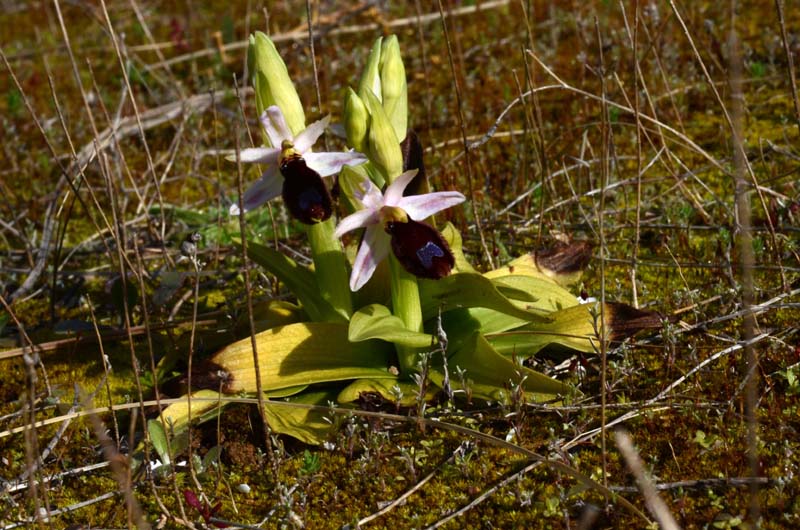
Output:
[
  {"left": 418, "top": 272, "right": 551, "bottom": 323},
  {"left": 211, "top": 321, "right": 396, "bottom": 394},
  {"left": 147, "top": 419, "right": 171, "bottom": 465},
  {"left": 306, "top": 218, "right": 353, "bottom": 321},
  {"left": 486, "top": 304, "right": 600, "bottom": 357},
  {"left": 239, "top": 238, "right": 342, "bottom": 323},
  {"left": 264, "top": 391, "right": 338, "bottom": 445},
  {"left": 431, "top": 332, "right": 575, "bottom": 403},
  {"left": 349, "top": 304, "right": 434, "bottom": 347}
]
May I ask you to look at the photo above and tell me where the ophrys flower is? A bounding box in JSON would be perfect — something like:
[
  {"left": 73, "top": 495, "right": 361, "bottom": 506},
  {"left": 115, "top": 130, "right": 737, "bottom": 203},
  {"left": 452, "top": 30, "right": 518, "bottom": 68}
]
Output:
[
  {"left": 230, "top": 106, "right": 366, "bottom": 215},
  {"left": 334, "top": 170, "right": 465, "bottom": 291}
]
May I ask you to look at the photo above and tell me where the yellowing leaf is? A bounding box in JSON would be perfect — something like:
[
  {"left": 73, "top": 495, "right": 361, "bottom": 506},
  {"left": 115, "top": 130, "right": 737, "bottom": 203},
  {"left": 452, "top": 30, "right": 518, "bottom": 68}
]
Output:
[
  {"left": 338, "top": 377, "right": 437, "bottom": 407},
  {"left": 159, "top": 390, "right": 227, "bottom": 433},
  {"left": 486, "top": 304, "right": 601, "bottom": 356},
  {"left": 264, "top": 391, "right": 337, "bottom": 445},
  {"left": 484, "top": 241, "right": 592, "bottom": 287},
  {"left": 491, "top": 275, "right": 579, "bottom": 312},
  {"left": 210, "top": 322, "right": 395, "bottom": 394}
]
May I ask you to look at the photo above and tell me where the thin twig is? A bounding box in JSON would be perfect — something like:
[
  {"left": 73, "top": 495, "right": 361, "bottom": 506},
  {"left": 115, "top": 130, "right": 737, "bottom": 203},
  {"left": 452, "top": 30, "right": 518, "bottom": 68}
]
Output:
[
  {"left": 233, "top": 76, "right": 272, "bottom": 462},
  {"left": 141, "top": 0, "right": 512, "bottom": 73},
  {"left": 614, "top": 430, "right": 681, "bottom": 530},
  {"left": 436, "top": 0, "right": 493, "bottom": 268}
]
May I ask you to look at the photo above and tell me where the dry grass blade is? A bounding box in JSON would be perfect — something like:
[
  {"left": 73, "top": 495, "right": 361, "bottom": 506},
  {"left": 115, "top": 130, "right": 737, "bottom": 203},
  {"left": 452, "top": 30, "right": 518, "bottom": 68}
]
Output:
[{"left": 614, "top": 430, "right": 680, "bottom": 530}]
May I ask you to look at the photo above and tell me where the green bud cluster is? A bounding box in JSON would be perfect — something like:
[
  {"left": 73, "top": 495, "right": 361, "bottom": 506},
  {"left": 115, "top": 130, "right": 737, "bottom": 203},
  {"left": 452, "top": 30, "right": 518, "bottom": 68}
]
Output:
[{"left": 344, "top": 35, "right": 409, "bottom": 184}]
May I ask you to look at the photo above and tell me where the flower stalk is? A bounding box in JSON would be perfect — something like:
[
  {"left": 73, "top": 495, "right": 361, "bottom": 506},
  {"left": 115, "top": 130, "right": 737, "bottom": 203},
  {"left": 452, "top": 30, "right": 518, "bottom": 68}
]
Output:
[
  {"left": 389, "top": 255, "right": 424, "bottom": 374},
  {"left": 307, "top": 219, "right": 352, "bottom": 321}
]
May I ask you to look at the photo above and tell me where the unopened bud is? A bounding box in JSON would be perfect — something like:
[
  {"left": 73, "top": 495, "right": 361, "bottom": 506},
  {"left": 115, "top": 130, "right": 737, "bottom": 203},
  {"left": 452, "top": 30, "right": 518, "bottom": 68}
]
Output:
[
  {"left": 344, "top": 88, "right": 369, "bottom": 153},
  {"left": 363, "top": 90, "right": 402, "bottom": 182},
  {"left": 380, "top": 35, "right": 407, "bottom": 141},
  {"left": 357, "top": 37, "right": 383, "bottom": 102},
  {"left": 249, "top": 31, "right": 305, "bottom": 136}
]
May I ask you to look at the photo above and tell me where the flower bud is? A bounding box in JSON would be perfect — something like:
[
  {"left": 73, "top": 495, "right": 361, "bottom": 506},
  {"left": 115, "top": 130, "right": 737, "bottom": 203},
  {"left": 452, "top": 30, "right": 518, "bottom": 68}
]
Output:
[
  {"left": 343, "top": 88, "right": 369, "bottom": 153},
  {"left": 357, "top": 37, "right": 383, "bottom": 102},
  {"left": 249, "top": 31, "right": 306, "bottom": 137},
  {"left": 279, "top": 140, "right": 332, "bottom": 224},
  {"left": 385, "top": 218, "right": 454, "bottom": 280},
  {"left": 379, "top": 35, "right": 407, "bottom": 142},
  {"left": 363, "top": 90, "right": 403, "bottom": 182}
]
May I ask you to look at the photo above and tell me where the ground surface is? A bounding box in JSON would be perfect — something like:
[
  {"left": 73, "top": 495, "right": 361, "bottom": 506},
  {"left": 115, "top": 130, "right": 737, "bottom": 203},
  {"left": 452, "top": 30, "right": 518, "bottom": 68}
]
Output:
[{"left": 1, "top": 1, "right": 799, "bottom": 528}]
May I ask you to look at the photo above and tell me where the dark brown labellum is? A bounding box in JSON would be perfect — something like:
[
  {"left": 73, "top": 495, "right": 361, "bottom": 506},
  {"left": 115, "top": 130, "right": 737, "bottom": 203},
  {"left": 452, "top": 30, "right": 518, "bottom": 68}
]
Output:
[
  {"left": 280, "top": 153, "right": 332, "bottom": 224},
  {"left": 385, "top": 218, "right": 454, "bottom": 280},
  {"left": 400, "top": 129, "right": 427, "bottom": 197}
]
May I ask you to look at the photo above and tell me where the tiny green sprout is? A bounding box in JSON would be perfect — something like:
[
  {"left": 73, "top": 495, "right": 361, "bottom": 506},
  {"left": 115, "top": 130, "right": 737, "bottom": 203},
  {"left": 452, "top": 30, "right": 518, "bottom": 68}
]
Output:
[{"left": 299, "top": 449, "right": 321, "bottom": 475}]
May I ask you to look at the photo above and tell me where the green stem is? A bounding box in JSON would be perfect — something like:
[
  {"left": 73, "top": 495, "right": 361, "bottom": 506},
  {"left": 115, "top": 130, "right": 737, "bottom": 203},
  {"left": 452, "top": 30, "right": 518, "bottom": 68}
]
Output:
[
  {"left": 389, "top": 254, "right": 423, "bottom": 375},
  {"left": 307, "top": 219, "right": 352, "bottom": 321}
]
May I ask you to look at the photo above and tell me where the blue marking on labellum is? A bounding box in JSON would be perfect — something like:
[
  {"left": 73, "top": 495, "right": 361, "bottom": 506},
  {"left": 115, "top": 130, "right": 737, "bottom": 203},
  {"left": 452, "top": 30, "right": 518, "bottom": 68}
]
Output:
[
  {"left": 416, "top": 241, "right": 445, "bottom": 268},
  {"left": 298, "top": 188, "right": 323, "bottom": 211}
]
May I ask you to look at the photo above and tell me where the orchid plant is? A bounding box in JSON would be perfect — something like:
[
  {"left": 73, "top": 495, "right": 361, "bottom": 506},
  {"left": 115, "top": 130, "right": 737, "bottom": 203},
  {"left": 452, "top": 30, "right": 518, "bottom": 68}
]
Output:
[{"left": 160, "top": 32, "right": 661, "bottom": 445}]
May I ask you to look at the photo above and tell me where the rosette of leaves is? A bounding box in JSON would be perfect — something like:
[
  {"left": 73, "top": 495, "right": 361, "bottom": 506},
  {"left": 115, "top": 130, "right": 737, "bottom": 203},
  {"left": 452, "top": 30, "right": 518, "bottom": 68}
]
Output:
[{"left": 157, "top": 34, "right": 662, "bottom": 446}]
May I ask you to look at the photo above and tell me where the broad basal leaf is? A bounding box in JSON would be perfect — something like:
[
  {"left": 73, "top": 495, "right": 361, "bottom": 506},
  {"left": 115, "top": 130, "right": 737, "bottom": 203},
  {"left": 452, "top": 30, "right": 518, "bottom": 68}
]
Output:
[
  {"left": 486, "top": 302, "right": 663, "bottom": 357},
  {"left": 349, "top": 304, "right": 435, "bottom": 347},
  {"left": 418, "top": 272, "right": 551, "bottom": 322},
  {"left": 490, "top": 275, "right": 580, "bottom": 312},
  {"left": 234, "top": 299, "right": 305, "bottom": 335},
  {"left": 159, "top": 387, "right": 310, "bottom": 436},
  {"left": 264, "top": 390, "right": 338, "bottom": 445},
  {"left": 158, "top": 390, "right": 229, "bottom": 435},
  {"left": 199, "top": 322, "right": 396, "bottom": 394},
  {"left": 430, "top": 332, "right": 574, "bottom": 403}
]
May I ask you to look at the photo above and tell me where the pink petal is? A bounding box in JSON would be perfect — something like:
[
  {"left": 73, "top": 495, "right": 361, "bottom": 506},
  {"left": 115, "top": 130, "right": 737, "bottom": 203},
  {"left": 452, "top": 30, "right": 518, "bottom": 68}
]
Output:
[
  {"left": 304, "top": 151, "right": 367, "bottom": 177},
  {"left": 352, "top": 176, "right": 384, "bottom": 210},
  {"left": 383, "top": 169, "right": 419, "bottom": 206},
  {"left": 350, "top": 226, "right": 390, "bottom": 291},
  {"left": 397, "top": 191, "right": 466, "bottom": 221},
  {"left": 262, "top": 106, "right": 293, "bottom": 148},
  {"left": 334, "top": 208, "right": 380, "bottom": 238},
  {"left": 229, "top": 166, "right": 283, "bottom": 215},
  {"left": 236, "top": 147, "right": 280, "bottom": 164},
  {"left": 293, "top": 115, "right": 331, "bottom": 153}
]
